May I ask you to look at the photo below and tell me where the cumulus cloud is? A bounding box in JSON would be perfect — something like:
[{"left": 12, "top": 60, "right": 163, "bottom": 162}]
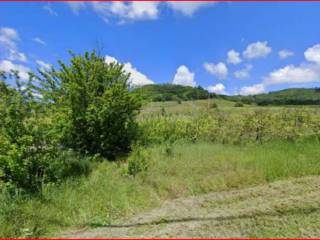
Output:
[
  {"left": 278, "top": 49, "right": 294, "bottom": 60},
  {"left": 0, "top": 27, "right": 27, "bottom": 62},
  {"left": 0, "top": 60, "right": 30, "bottom": 80},
  {"left": 32, "top": 37, "right": 46, "bottom": 46},
  {"left": 36, "top": 60, "right": 52, "bottom": 70},
  {"left": 243, "top": 41, "right": 272, "bottom": 60},
  {"left": 166, "top": 2, "right": 214, "bottom": 16},
  {"left": 105, "top": 55, "right": 154, "bottom": 86},
  {"left": 239, "top": 83, "right": 265, "bottom": 95},
  {"left": 0, "top": 27, "right": 18, "bottom": 49},
  {"left": 227, "top": 49, "right": 242, "bottom": 65},
  {"left": 207, "top": 83, "right": 226, "bottom": 94},
  {"left": 234, "top": 64, "right": 252, "bottom": 79},
  {"left": 305, "top": 44, "right": 320, "bottom": 64},
  {"left": 91, "top": 2, "right": 159, "bottom": 22},
  {"left": 67, "top": 2, "right": 216, "bottom": 23},
  {"left": 172, "top": 65, "right": 196, "bottom": 87},
  {"left": 203, "top": 62, "right": 228, "bottom": 80},
  {"left": 263, "top": 64, "right": 320, "bottom": 86}
]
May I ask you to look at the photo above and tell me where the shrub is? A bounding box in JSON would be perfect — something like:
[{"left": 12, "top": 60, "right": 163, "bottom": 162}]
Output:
[
  {"left": 127, "top": 148, "right": 149, "bottom": 176},
  {"left": 234, "top": 102, "right": 244, "bottom": 107},
  {"left": 35, "top": 51, "right": 142, "bottom": 160},
  {"left": 0, "top": 74, "right": 93, "bottom": 193},
  {"left": 210, "top": 102, "right": 218, "bottom": 109}
]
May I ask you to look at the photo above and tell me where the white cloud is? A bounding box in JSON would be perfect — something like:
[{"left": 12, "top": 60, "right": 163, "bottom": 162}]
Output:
[
  {"left": 264, "top": 64, "right": 320, "bottom": 85},
  {"left": 305, "top": 44, "right": 320, "bottom": 64},
  {"left": 32, "top": 37, "right": 46, "bottom": 46},
  {"left": 0, "top": 27, "right": 18, "bottom": 49},
  {"left": 243, "top": 41, "right": 272, "bottom": 59},
  {"left": 166, "top": 2, "right": 214, "bottom": 16},
  {"left": 0, "top": 27, "right": 27, "bottom": 63},
  {"left": 67, "top": 2, "right": 86, "bottom": 14},
  {"left": 234, "top": 64, "right": 252, "bottom": 79},
  {"left": 203, "top": 62, "right": 228, "bottom": 80},
  {"left": 0, "top": 60, "right": 30, "bottom": 80},
  {"left": 239, "top": 84, "right": 265, "bottom": 95},
  {"left": 207, "top": 83, "right": 226, "bottom": 94},
  {"left": 43, "top": 4, "right": 58, "bottom": 16},
  {"left": 8, "top": 49, "right": 27, "bottom": 62},
  {"left": 227, "top": 49, "right": 242, "bottom": 65},
  {"left": 36, "top": 60, "right": 51, "bottom": 70},
  {"left": 105, "top": 55, "right": 154, "bottom": 86},
  {"left": 91, "top": 2, "right": 159, "bottom": 22},
  {"left": 278, "top": 49, "right": 294, "bottom": 60},
  {"left": 172, "top": 65, "right": 196, "bottom": 87},
  {"left": 67, "top": 2, "right": 217, "bottom": 23}
]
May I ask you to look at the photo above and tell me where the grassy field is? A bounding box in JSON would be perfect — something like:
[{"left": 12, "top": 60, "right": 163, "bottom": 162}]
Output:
[{"left": 1, "top": 139, "right": 320, "bottom": 237}]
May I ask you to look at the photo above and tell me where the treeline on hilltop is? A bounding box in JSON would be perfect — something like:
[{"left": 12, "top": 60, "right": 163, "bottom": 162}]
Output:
[
  {"left": 134, "top": 84, "right": 320, "bottom": 106},
  {"left": 132, "top": 84, "right": 216, "bottom": 102},
  {"left": 221, "top": 88, "right": 320, "bottom": 106}
]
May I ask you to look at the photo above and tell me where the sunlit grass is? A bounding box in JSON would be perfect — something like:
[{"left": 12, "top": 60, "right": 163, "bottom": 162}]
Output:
[{"left": 1, "top": 140, "right": 320, "bottom": 237}]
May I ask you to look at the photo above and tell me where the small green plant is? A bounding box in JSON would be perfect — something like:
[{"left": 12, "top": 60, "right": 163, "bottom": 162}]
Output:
[
  {"left": 234, "top": 102, "right": 244, "bottom": 107},
  {"left": 210, "top": 102, "right": 218, "bottom": 109},
  {"left": 127, "top": 148, "right": 149, "bottom": 176}
]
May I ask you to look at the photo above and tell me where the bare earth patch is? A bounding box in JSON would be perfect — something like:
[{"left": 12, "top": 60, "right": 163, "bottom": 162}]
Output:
[{"left": 60, "top": 176, "right": 320, "bottom": 238}]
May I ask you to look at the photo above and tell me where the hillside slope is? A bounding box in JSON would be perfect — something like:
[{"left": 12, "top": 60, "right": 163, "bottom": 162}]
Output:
[
  {"left": 61, "top": 176, "right": 320, "bottom": 238},
  {"left": 226, "top": 88, "right": 320, "bottom": 105},
  {"left": 133, "top": 84, "right": 320, "bottom": 106},
  {"left": 132, "top": 84, "right": 215, "bottom": 102}
]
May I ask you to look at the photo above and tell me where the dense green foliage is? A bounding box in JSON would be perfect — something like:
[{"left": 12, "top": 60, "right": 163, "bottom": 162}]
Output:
[
  {"left": 0, "top": 51, "right": 141, "bottom": 192},
  {"left": 36, "top": 51, "right": 141, "bottom": 160},
  {"left": 0, "top": 73, "right": 63, "bottom": 192},
  {"left": 226, "top": 88, "right": 320, "bottom": 105},
  {"left": 132, "top": 84, "right": 215, "bottom": 102}
]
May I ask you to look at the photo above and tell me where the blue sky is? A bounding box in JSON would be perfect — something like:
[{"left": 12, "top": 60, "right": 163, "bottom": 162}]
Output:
[{"left": 1, "top": 2, "right": 320, "bottom": 95}]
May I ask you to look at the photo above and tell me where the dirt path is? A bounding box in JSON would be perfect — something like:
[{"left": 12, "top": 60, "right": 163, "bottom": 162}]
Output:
[{"left": 61, "top": 176, "right": 320, "bottom": 238}]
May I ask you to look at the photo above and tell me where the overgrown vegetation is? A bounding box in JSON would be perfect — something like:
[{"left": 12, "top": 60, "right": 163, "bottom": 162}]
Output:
[
  {"left": 1, "top": 141, "right": 320, "bottom": 237},
  {"left": 0, "top": 51, "right": 141, "bottom": 192},
  {"left": 1, "top": 50, "right": 320, "bottom": 237}
]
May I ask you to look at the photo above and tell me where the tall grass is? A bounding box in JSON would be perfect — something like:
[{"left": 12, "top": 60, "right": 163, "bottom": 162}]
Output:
[{"left": 1, "top": 140, "right": 320, "bottom": 237}]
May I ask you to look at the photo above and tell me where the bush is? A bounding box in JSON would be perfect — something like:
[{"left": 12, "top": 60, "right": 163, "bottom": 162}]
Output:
[
  {"left": 210, "top": 102, "right": 218, "bottom": 109},
  {"left": 35, "top": 51, "right": 142, "bottom": 160},
  {"left": 234, "top": 102, "right": 244, "bottom": 107},
  {"left": 127, "top": 148, "right": 149, "bottom": 176},
  {"left": 0, "top": 73, "right": 93, "bottom": 193},
  {"left": 0, "top": 78, "right": 59, "bottom": 192}
]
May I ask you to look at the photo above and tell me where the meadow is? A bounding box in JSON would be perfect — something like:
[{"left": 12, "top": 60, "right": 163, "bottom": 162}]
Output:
[
  {"left": 1, "top": 52, "right": 320, "bottom": 237},
  {"left": 1, "top": 98, "right": 320, "bottom": 237}
]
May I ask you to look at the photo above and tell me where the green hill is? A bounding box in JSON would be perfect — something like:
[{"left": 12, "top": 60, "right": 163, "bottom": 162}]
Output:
[
  {"left": 134, "top": 84, "right": 320, "bottom": 106},
  {"left": 132, "top": 84, "right": 215, "bottom": 102},
  {"left": 226, "top": 88, "right": 320, "bottom": 105}
]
